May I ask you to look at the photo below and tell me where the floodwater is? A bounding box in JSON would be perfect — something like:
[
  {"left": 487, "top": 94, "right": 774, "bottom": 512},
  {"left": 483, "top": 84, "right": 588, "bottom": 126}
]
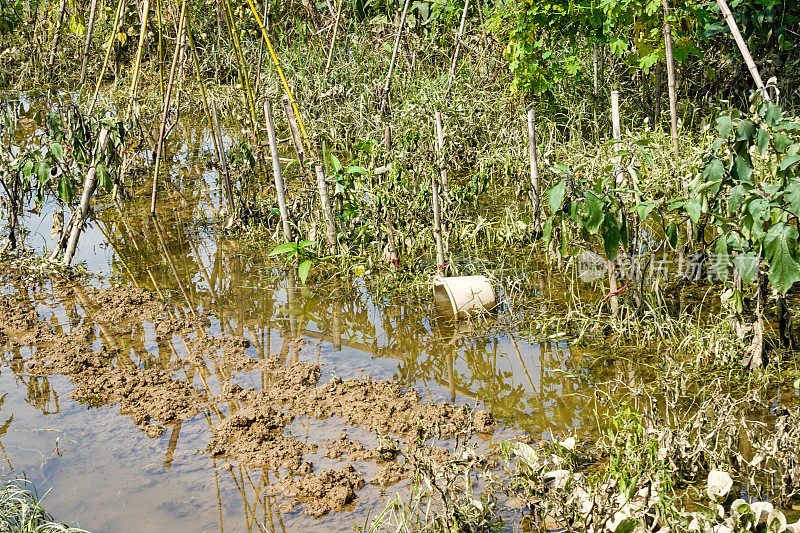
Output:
[{"left": 0, "top": 92, "right": 610, "bottom": 532}]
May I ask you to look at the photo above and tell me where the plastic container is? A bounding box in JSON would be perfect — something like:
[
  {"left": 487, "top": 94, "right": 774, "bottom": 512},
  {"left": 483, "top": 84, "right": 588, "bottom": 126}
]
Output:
[{"left": 433, "top": 275, "right": 496, "bottom": 320}]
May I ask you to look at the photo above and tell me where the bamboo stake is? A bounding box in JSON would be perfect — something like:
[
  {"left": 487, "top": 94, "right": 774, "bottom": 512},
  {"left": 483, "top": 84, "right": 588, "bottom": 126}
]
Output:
[
  {"left": 253, "top": 0, "right": 269, "bottom": 98},
  {"left": 221, "top": 0, "right": 260, "bottom": 133},
  {"left": 314, "top": 164, "right": 337, "bottom": 251},
  {"left": 149, "top": 0, "right": 187, "bottom": 216},
  {"left": 435, "top": 111, "right": 448, "bottom": 194},
  {"left": 89, "top": 0, "right": 125, "bottom": 114},
  {"left": 264, "top": 101, "right": 293, "bottom": 243},
  {"left": 653, "top": 62, "right": 662, "bottom": 125},
  {"left": 185, "top": 17, "right": 220, "bottom": 159},
  {"left": 445, "top": 0, "right": 470, "bottom": 93},
  {"left": 527, "top": 108, "right": 540, "bottom": 226},
  {"left": 47, "top": 0, "right": 68, "bottom": 69},
  {"left": 323, "top": 0, "right": 343, "bottom": 77},
  {"left": 280, "top": 95, "right": 307, "bottom": 170},
  {"left": 78, "top": 0, "right": 100, "bottom": 86},
  {"left": 715, "top": 0, "right": 770, "bottom": 101},
  {"left": 431, "top": 173, "right": 445, "bottom": 273},
  {"left": 380, "top": 0, "right": 412, "bottom": 115},
  {"left": 245, "top": 0, "right": 311, "bottom": 148},
  {"left": 592, "top": 44, "right": 599, "bottom": 97},
  {"left": 661, "top": 0, "right": 680, "bottom": 161},
  {"left": 62, "top": 127, "right": 110, "bottom": 266},
  {"left": 156, "top": 0, "right": 164, "bottom": 98},
  {"left": 211, "top": 100, "right": 235, "bottom": 213},
  {"left": 611, "top": 90, "right": 622, "bottom": 186},
  {"left": 127, "top": 0, "right": 151, "bottom": 114}
]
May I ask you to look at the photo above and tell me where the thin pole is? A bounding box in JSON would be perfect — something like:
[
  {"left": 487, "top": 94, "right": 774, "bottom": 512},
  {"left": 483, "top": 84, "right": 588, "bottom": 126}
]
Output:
[
  {"left": 435, "top": 111, "right": 448, "bottom": 194},
  {"left": 715, "top": 0, "right": 770, "bottom": 101},
  {"left": 211, "top": 100, "right": 235, "bottom": 213},
  {"left": 264, "top": 101, "right": 293, "bottom": 243},
  {"left": 78, "top": 0, "right": 100, "bottom": 86},
  {"left": 431, "top": 173, "right": 445, "bottom": 273},
  {"left": 324, "top": 0, "right": 343, "bottom": 76},
  {"left": 47, "top": 0, "right": 68, "bottom": 68},
  {"left": 380, "top": 0, "right": 412, "bottom": 115},
  {"left": 149, "top": 0, "right": 187, "bottom": 216},
  {"left": 245, "top": 0, "right": 311, "bottom": 148},
  {"left": 314, "top": 164, "right": 337, "bottom": 251},
  {"left": 611, "top": 90, "right": 622, "bottom": 186},
  {"left": 527, "top": 108, "right": 540, "bottom": 226},
  {"left": 446, "top": 0, "right": 470, "bottom": 93},
  {"left": 89, "top": 0, "right": 125, "bottom": 114},
  {"left": 127, "top": 0, "right": 152, "bottom": 114},
  {"left": 661, "top": 0, "right": 680, "bottom": 161}
]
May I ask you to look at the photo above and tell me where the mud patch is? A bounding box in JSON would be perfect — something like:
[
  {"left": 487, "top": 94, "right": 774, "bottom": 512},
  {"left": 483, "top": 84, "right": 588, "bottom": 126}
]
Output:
[{"left": 270, "top": 465, "right": 365, "bottom": 517}]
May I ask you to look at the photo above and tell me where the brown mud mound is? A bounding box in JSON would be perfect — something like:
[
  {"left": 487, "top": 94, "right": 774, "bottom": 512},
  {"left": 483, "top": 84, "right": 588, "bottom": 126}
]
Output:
[
  {"left": 270, "top": 465, "right": 365, "bottom": 517},
  {"left": 371, "top": 461, "right": 406, "bottom": 487},
  {"left": 210, "top": 405, "right": 312, "bottom": 470}
]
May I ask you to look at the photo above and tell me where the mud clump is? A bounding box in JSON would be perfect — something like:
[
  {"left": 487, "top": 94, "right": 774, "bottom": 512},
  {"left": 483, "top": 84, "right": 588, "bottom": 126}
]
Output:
[
  {"left": 210, "top": 405, "right": 311, "bottom": 470},
  {"left": 325, "top": 434, "right": 375, "bottom": 461},
  {"left": 271, "top": 465, "right": 365, "bottom": 517},
  {"left": 371, "top": 461, "right": 406, "bottom": 487}
]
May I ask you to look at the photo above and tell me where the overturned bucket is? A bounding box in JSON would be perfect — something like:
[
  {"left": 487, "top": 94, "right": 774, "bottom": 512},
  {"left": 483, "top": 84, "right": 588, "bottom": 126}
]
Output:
[{"left": 433, "top": 275, "right": 497, "bottom": 320}]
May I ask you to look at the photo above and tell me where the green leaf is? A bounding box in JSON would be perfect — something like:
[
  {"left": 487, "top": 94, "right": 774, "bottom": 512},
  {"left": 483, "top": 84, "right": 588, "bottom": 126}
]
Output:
[
  {"left": 634, "top": 201, "right": 656, "bottom": 221},
  {"left": 774, "top": 132, "right": 793, "bottom": 153},
  {"left": 713, "top": 236, "right": 730, "bottom": 282},
  {"left": 96, "top": 162, "right": 111, "bottom": 191},
  {"left": 733, "top": 253, "right": 760, "bottom": 285},
  {"left": 37, "top": 162, "right": 50, "bottom": 185},
  {"left": 763, "top": 223, "right": 800, "bottom": 295},
  {"left": 666, "top": 223, "right": 678, "bottom": 249},
  {"left": 50, "top": 142, "right": 64, "bottom": 161},
  {"left": 685, "top": 198, "right": 702, "bottom": 223},
  {"left": 298, "top": 259, "right": 312, "bottom": 284},
  {"left": 345, "top": 165, "right": 368, "bottom": 175},
  {"left": 731, "top": 153, "right": 753, "bottom": 182},
  {"left": 330, "top": 153, "right": 342, "bottom": 173},
  {"left": 702, "top": 159, "right": 725, "bottom": 182},
  {"left": 601, "top": 213, "right": 620, "bottom": 261},
  {"left": 584, "top": 190, "right": 604, "bottom": 234},
  {"left": 547, "top": 180, "right": 567, "bottom": 214},
  {"left": 716, "top": 114, "right": 733, "bottom": 137},
  {"left": 58, "top": 176, "right": 73, "bottom": 202},
  {"left": 764, "top": 103, "right": 783, "bottom": 126},
  {"left": 780, "top": 155, "right": 800, "bottom": 171},
  {"left": 794, "top": 376, "right": 800, "bottom": 390},
  {"left": 269, "top": 242, "right": 298, "bottom": 256},
  {"left": 786, "top": 180, "right": 800, "bottom": 217},
  {"left": 728, "top": 184, "right": 751, "bottom": 213},
  {"left": 756, "top": 128, "right": 770, "bottom": 154},
  {"left": 735, "top": 119, "right": 756, "bottom": 141}
]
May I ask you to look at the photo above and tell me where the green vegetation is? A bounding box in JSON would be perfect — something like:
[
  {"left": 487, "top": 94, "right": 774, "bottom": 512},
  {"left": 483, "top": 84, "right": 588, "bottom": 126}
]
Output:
[
  {"left": 2, "top": 0, "right": 800, "bottom": 529},
  {"left": 0, "top": 478, "right": 88, "bottom": 533}
]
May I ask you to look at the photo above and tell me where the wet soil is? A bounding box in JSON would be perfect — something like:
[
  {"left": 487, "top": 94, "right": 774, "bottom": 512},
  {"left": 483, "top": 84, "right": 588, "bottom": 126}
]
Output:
[{"left": 0, "top": 265, "right": 498, "bottom": 518}]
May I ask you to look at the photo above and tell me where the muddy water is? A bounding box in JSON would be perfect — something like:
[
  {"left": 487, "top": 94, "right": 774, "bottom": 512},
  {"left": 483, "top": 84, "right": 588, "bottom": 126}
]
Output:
[{"left": 0, "top": 93, "right": 610, "bottom": 532}]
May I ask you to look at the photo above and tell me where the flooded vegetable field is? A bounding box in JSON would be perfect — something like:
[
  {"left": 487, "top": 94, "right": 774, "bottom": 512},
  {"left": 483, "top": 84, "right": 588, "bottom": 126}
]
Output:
[{"left": 0, "top": 93, "right": 610, "bottom": 532}]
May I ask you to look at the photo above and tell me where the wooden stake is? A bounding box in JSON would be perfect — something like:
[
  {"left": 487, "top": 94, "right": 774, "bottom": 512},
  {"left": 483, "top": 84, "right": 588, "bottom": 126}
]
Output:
[
  {"left": 435, "top": 111, "right": 448, "bottom": 194},
  {"left": 716, "top": 0, "right": 770, "bottom": 101},
  {"left": 47, "top": 0, "right": 68, "bottom": 69},
  {"left": 380, "top": 0, "right": 412, "bottom": 115},
  {"left": 324, "top": 0, "right": 343, "bottom": 77},
  {"left": 264, "top": 101, "right": 293, "bottom": 243},
  {"left": 89, "top": 0, "right": 125, "bottom": 114},
  {"left": 527, "top": 108, "right": 540, "bottom": 226},
  {"left": 445, "top": 0, "right": 470, "bottom": 93},
  {"left": 62, "top": 127, "right": 110, "bottom": 265},
  {"left": 611, "top": 90, "right": 622, "bottom": 186},
  {"left": 211, "top": 100, "right": 235, "bottom": 213},
  {"left": 281, "top": 95, "right": 307, "bottom": 171},
  {"left": 431, "top": 174, "right": 445, "bottom": 273},
  {"left": 149, "top": 0, "right": 186, "bottom": 216},
  {"left": 661, "top": 0, "right": 680, "bottom": 161},
  {"left": 592, "top": 44, "right": 599, "bottom": 97},
  {"left": 78, "top": 0, "right": 100, "bottom": 86},
  {"left": 314, "top": 164, "right": 337, "bottom": 251},
  {"left": 127, "top": 0, "right": 151, "bottom": 114}
]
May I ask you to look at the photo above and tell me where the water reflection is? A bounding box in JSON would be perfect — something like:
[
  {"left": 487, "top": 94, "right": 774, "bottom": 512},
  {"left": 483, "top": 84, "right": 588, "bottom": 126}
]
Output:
[{"left": 0, "top": 93, "right": 617, "bottom": 531}]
